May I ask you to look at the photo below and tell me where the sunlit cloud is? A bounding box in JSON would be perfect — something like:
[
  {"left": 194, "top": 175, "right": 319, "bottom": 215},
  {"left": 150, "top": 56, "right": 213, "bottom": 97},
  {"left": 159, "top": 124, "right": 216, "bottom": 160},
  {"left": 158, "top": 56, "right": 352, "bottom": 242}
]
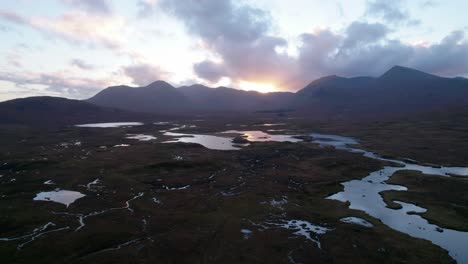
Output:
[{"left": 0, "top": 10, "right": 127, "bottom": 50}]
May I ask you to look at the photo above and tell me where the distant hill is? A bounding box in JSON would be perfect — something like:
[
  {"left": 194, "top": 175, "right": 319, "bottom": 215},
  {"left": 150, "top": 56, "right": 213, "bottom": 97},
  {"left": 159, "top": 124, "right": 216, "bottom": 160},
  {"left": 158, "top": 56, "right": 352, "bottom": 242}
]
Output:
[
  {"left": 4, "top": 66, "right": 466, "bottom": 123},
  {"left": 0, "top": 96, "right": 151, "bottom": 126},
  {"left": 177, "top": 84, "right": 293, "bottom": 112},
  {"left": 87, "top": 81, "right": 193, "bottom": 114},
  {"left": 86, "top": 66, "right": 468, "bottom": 118},
  {"left": 293, "top": 66, "right": 468, "bottom": 118},
  {"left": 88, "top": 81, "right": 294, "bottom": 113}
]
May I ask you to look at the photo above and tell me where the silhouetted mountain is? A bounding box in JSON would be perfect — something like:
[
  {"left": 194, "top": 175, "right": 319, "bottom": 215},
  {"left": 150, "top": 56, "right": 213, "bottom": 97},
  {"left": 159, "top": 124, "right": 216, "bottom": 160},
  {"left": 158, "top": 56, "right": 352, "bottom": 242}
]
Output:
[
  {"left": 9, "top": 66, "right": 466, "bottom": 122},
  {"left": 87, "top": 81, "right": 193, "bottom": 114},
  {"left": 0, "top": 96, "right": 150, "bottom": 126},
  {"left": 89, "top": 82, "right": 294, "bottom": 113},
  {"left": 293, "top": 65, "right": 468, "bottom": 118},
  {"left": 178, "top": 84, "right": 294, "bottom": 112},
  {"left": 379, "top": 65, "right": 439, "bottom": 82}
]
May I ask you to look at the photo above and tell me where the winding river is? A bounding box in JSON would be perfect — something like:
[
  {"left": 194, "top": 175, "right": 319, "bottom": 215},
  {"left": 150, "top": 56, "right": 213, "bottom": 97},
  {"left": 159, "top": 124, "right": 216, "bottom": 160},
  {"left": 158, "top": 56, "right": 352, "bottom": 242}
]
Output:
[{"left": 310, "top": 133, "right": 468, "bottom": 263}]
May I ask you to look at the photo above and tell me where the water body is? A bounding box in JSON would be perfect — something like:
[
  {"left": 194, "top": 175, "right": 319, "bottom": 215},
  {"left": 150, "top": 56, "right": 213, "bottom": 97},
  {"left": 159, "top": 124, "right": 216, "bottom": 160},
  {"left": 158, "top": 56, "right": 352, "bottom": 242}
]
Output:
[
  {"left": 223, "top": 130, "right": 302, "bottom": 143},
  {"left": 164, "top": 132, "right": 243, "bottom": 150},
  {"left": 34, "top": 190, "right": 85, "bottom": 207},
  {"left": 311, "top": 133, "right": 468, "bottom": 263},
  {"left": 75, "top": 122, "right": 143, "bottom": 128},
  {"left": 125, "top": 134, "right": 157, "bottom": 141},
  {"left": 271, "top": 219, "right": 333, "bottom": 249},
  {"left": 340, "top": 217, "right": 374, "bottom": 228},
  {"left": 164, "top": 130, "right": 301, "bottom": 150}
]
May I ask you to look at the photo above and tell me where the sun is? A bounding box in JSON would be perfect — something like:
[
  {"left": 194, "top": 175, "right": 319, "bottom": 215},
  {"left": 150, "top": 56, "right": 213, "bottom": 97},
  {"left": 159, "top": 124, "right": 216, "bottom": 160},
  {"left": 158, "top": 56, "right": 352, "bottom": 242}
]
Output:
[{"left": 239, "top": 81, "right": 277, "bottom": 93}]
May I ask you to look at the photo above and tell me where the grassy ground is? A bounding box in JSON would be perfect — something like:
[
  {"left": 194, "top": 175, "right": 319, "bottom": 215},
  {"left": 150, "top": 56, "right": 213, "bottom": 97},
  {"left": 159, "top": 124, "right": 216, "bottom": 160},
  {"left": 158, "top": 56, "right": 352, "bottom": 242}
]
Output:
[{"left": 0, "top": 119, "right": 462, "bottom": 263}]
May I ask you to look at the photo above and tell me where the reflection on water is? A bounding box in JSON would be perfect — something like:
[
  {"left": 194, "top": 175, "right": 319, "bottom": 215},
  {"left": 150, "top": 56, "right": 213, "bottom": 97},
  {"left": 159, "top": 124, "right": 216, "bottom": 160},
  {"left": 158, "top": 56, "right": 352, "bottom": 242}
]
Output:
[
  {"left": 254, "top": 123, "right": 287, "bottom": 127},
  {"left": 75, "top": 122, "right": 143, "bottom": 128},
  {"left": 34, "top": 190, "right": 85, "bottom": 207},
  {"left": 164, "top": 132, "right": 244, "bottom": 150},
  {"left": 164, "top": 130, "right": 302, "bottom": 150},
  {"left": 340, "top": 217, "right": 374, "bottom": 228},
  {"left": 224, "top": 130, "right": 302, "bottom": 143},
  {"left": 312, "top": 133, "right": 468, "bottom": 263},
  {"left": 125, "top": 134, "right": 157, "bottom": 141}
]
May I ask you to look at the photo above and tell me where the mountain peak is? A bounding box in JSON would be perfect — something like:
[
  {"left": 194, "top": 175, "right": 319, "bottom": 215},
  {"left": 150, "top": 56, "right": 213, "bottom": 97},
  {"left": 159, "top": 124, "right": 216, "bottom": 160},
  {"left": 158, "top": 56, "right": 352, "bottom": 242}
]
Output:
[
  {"left": 380, "top": 66, "right": 438, "bottom": 81},
  {"left": 145, "top": 80, "right": 174, "bottom": 90}
]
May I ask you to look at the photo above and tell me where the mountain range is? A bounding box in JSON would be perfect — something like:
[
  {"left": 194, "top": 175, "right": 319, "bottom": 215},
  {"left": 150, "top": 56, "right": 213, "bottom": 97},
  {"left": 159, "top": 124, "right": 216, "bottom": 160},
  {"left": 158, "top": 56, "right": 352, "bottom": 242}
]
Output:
[{"left": 1, "top": 66, "right": 468, "bottom": 124}]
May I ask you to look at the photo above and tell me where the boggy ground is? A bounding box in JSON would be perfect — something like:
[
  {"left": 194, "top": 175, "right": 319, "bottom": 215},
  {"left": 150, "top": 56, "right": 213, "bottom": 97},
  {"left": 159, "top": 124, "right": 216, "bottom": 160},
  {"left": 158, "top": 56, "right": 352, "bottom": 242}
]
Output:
[{"left": 0, "top": 120, "right": 461, "bottom": 264}]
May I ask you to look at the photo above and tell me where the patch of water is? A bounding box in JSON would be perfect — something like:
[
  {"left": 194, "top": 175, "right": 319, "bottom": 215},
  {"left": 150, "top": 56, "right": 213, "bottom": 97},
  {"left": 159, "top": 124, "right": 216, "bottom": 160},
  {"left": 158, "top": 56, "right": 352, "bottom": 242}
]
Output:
[
  {"left": 75, "top": 122, "right": 143, "bottom": 128},
  {"left": 164, "top": 130, "right": 302, "bottom": 151},
  {"left": 223, "top": 130, "right": 302, "bottom": 143},
  {"left": 0, "top": 222, "right": 69, "bottom": 250},
  {"left": 340, "top": 217, "right": 374, "bottom": 228},
  {"left": 154, "top": 122, "right": 171, "bottom": 125},
  {"left": 255, "top": 123, "right": 287, "bottom": 127},
  {"left": 241, "top": 229, "right": 253, "bottom": 240},
  {"left": 33, "top": 190, "right": 85, "bottom": 207},
  {"left": 269, "top": 219, "right": 333, "bottom": 249},
  {"left": 164, "top": 132, "right": 243, "bottom": 150},
  {"left": 125, "top": 134, "right": 157, "bottom": 141}
]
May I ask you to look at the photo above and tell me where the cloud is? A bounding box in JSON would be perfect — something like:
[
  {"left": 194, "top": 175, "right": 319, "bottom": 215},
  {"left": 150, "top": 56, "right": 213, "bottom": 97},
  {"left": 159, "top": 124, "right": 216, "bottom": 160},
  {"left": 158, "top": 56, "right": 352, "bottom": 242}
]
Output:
[
  {"left": 70, "top": 59, "right": 95, "bottom": 70},
  {"left": 342, "top": 21, "right": 389, "bottom": 49},
  {"left": 420, "top": 0, "right": 437, "bottom": 8},
  {"left": 193, "top": 60, "right": 227, "bottom": 83},
  {"left": 365, "top": 0, "right": 420, "bottom": 26},
  {"left": 137, "top": 0, "right": 158, "bottom": 17},
  {"left": 160, "top": 0, "right": 299, "bottom": 88},
  {"left": 0, "top": 10, "right": 125, "bottom": 50},
  {"left": 5, "top": 51, "right": 23, "bottom": 68},
  {"left": 160, "top": 0, "right": 270, "bottom": 42},
  {"left": 159, "top": 0, "right": 468, "bottom": 91},
  {"left": 297, "top": 27, "right": 468, "bottom": 80},
  {"left": 366, "top": 0, "right": 408, "bottom": 22},
  {"left": 61, "top": 0, "right": 111, "bottom": 14},
  {"left": 122, "top": 63, "right": 170, "bottom": 86},
  {"left": 409, "top": 31, "right": 468, "bottom": 76},
  {"left": 0, "top": 70, "right": 110, "bottom": 99}
]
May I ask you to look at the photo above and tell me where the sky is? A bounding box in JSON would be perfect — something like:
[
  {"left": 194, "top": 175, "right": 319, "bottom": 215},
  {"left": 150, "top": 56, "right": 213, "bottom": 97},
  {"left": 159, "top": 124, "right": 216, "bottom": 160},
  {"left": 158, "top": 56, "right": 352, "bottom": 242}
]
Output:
[{"left": 0, "top": 0, "right": 467, "bottom": 101}]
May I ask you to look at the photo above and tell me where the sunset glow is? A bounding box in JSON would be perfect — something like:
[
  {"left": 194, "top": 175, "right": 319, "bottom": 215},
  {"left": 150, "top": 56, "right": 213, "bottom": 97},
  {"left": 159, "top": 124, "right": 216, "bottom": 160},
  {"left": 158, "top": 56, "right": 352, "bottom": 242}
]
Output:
[{"left": 239, "top": 81, "right": 277, "bottom": 93}]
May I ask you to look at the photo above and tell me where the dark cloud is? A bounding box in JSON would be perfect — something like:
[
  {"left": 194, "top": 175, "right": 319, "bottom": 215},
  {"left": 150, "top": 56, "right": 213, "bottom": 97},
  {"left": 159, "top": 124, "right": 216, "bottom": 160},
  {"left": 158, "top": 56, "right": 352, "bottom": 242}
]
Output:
[
  {"left": 70, "top": 59, "right": 95, "bottom": 70},
  {"left": 410, "top": 31, "right": 468, "bottom": 76},
  {"left": 122, "top": 63, "right": 170, "bottom": 86},
  {"left": 342, "top": 22, "right": 389, "bottom": 49},
  {"left": 61, "top": 0, "right": 111, "bottom": 14},
  {"left": 160, "top": 0, "right": 270, "bottom": 42},
  {"left": 193, "top": 60, "right": 227, "bottom": 83},
  {"left": 298, "top": 27, "right": 468, "bottom": 80},
  {"left": 159, "top": 0, "right": 468, "bottom": 91}
]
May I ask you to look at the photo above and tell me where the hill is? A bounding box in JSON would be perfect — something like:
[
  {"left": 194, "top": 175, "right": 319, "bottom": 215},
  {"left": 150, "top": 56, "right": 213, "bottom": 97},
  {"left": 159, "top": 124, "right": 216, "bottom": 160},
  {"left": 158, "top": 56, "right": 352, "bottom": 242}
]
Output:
[{"left": 0, "top": 96, "right": 151, "bottom": 126}]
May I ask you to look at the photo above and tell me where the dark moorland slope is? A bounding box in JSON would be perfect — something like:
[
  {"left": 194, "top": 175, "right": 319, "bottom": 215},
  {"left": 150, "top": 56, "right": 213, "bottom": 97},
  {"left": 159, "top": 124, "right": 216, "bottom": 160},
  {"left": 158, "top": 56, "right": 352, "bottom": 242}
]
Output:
[{"left": 0, "top": 96, "right": 154, "bottom": 126}]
